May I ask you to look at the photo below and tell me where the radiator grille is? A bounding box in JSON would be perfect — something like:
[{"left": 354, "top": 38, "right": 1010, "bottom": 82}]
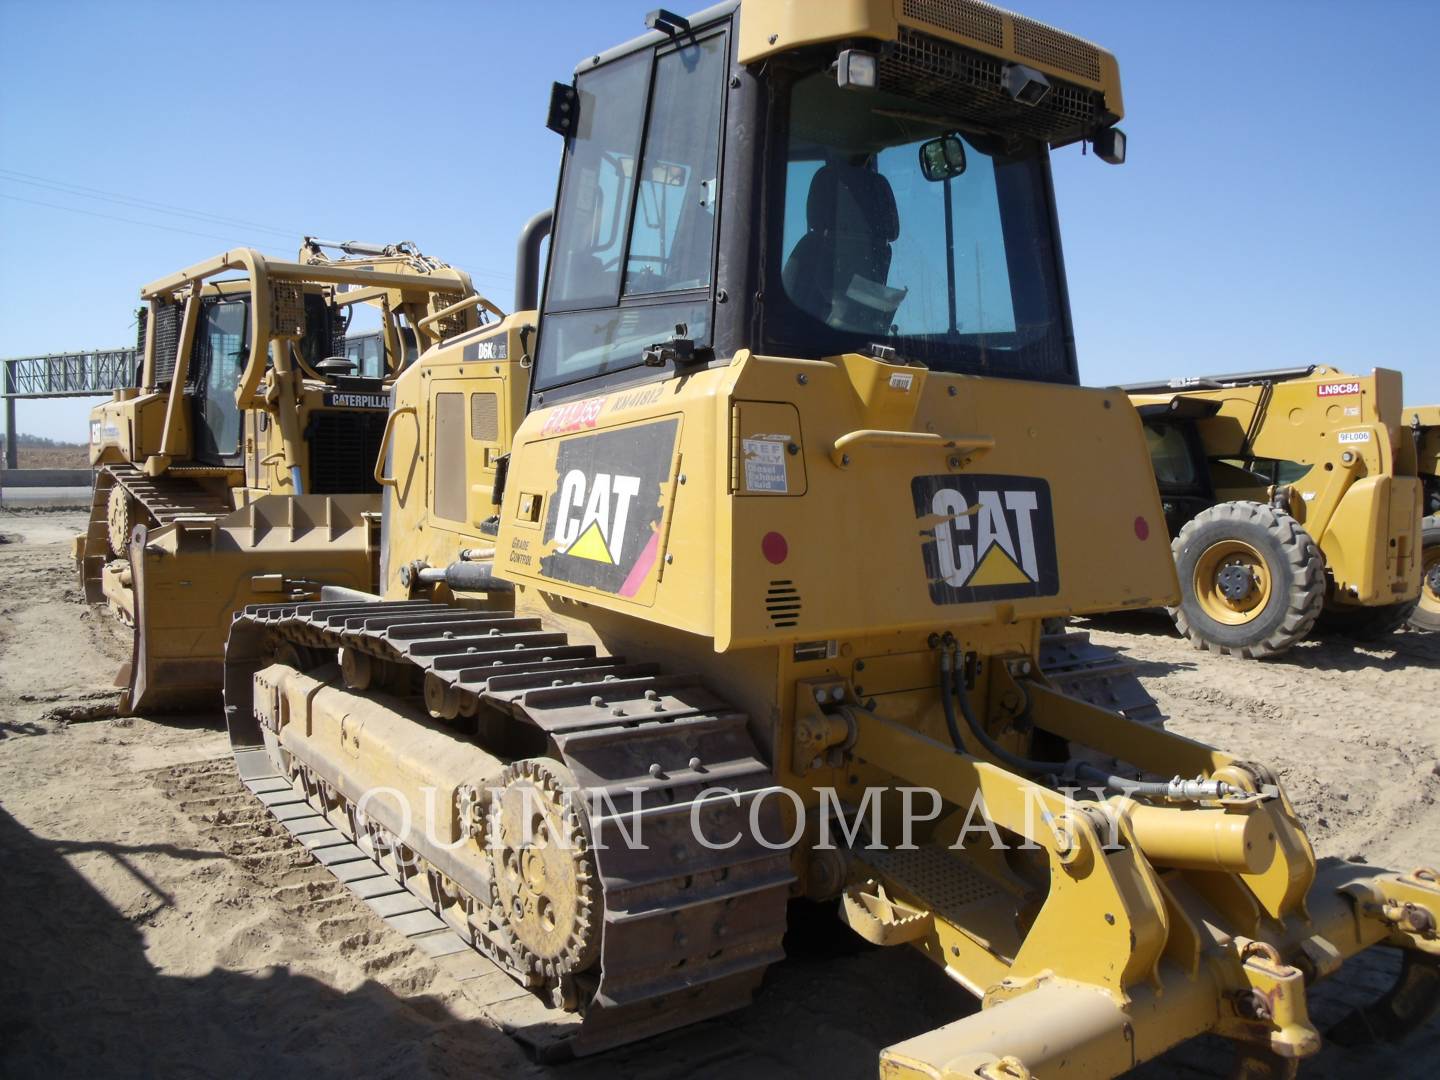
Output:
[
  {"left": 470, "top": 392, "right": 499, "bottom": 442},
  {"left": 880, "top": 26, "right": 1099, "bottom": 145},
  {"left": 150, "top": 301, "right": 183, "bottom": 387},
  {"left": 902, "top": 0, "right": 1003, "bottom": 48},
  {"left": 1013, "top": 14, "right": 1102, "bottom": 82},
  {"left": 271, "top": 283, "right": 306, "bottom": 338},
  {"left": 431, "top": 290, "right": 469, "bottom": 340},
  {"left": 901, "top": 0, "right": 1103, "bottom": 85},
  {"left": 305, "top": 409, "right": 389, "bottom": 495},
  {"left": 328, "top": 302, "right": 350, "bottom": 361},
  {"left": 766, "top": 580, "right": 802, "bottom": 629}
]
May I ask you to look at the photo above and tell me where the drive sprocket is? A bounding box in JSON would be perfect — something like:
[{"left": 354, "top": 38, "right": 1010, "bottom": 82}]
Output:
[
  {"left": 488, "top": 758, "right": 601, "bottom": 982},
  {"left": 106, "top": 482, "right": 134, "bottom": 558}
]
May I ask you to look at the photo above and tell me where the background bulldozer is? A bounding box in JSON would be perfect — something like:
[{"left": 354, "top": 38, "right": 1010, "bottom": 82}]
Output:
[
  {"left": 1126, "top": 365, "right": 1423, "bottom": 657},
  {"left": 1405, "top": 403, "right": 1439, "bottom": 631},
  {"left": 77, "top": 239, "right": 495, "bottom": 712},
  {"left": 222, "top": 2, "right": 1438, "bottom": 1076}
]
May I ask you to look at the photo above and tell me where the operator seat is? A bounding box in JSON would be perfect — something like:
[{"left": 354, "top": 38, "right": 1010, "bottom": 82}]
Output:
[{"left": 782, "top": 161, "right": 901, "bottom": 331}]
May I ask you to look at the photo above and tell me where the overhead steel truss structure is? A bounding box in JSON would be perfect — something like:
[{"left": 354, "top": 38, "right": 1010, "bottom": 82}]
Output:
[{"left": 2, "top": 348, "right": 139, "bottom": 468}]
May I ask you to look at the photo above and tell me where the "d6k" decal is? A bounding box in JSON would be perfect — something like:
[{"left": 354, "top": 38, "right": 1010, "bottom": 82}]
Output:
[{"left": 912, "top": 474, "right": 1059, "bottom": 604}]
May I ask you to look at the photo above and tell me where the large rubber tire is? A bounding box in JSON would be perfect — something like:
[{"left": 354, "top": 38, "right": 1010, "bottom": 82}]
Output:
[
  {"left": 1169, "top": 502, "right": 1325, "bottom": 658},
  {"left": 1409, "top": 516, "right": 1440, "bottom": 633}
]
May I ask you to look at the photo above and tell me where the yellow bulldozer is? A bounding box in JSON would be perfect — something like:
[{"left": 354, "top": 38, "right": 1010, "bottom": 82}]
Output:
[
  {"left": 1127, "top": 365, "right": 1424, "bottom": 656},
  {"left": 1405, "top": 403, "right": 1439, "bottom": 632},
  {"left": 223, "top": 2, "right": 1438, "bottom": 1076},
  {"left": 77, "top": 238, "right": 493, "bottom": 712}
]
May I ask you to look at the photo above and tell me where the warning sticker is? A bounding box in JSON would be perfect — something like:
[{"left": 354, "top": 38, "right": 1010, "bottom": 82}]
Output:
[
  {"left": 742, "top": 438, "right": 788, "bottom": 493},
  {"left": 1337, "top": 431, "right": 1371, "bottom": 444}
]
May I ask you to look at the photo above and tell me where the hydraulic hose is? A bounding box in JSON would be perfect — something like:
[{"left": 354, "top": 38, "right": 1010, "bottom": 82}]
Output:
[
  {"left": 940, "top": 646, "right": 1237, "bottom": 801},
  {"left": 940, "top": 648, "right": 1059, "bottom": 775}
]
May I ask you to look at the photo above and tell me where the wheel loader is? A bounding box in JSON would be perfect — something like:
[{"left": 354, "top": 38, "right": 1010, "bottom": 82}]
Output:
[
  {"left": 1405, "top": 403, "right": 1439, "bottom": 632},
  {"left": 76, "top": 238, "right": 495, "bottom": 712},
  {"left": 223, "top": 2, "right": 1439, "bottom": 1075},
  {"left": 1125, "top": 365, "right": 1424, "bottom": 657}
]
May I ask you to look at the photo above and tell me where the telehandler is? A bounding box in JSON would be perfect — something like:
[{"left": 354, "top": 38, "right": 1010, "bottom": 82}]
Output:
[
  {"left": 77, "top": 239, "right": 493, "bottom": 712},
  {"left": 1405, "top": 403, "right": 1439, "bottom": 631},
  {"left": 225, "top": 3, "right": 1439, "bottom": 1075},
  {"left": 1126, "top": 365, "right": 1423, "bottom": 657}
]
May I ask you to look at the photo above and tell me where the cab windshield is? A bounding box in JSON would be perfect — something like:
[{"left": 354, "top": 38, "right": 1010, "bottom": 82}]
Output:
[{"left": 766, "top": 68, "right": 1072, "bottom": 381}]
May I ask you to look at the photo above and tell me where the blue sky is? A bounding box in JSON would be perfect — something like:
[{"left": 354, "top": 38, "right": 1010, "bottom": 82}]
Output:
[{"left": 2, "top": 0, "right": 1437, "bottom": 440}]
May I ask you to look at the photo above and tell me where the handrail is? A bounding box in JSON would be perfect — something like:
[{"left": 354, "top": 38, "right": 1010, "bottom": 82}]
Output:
[
  {"left": 829, "top": 429, "right": 995, "bottom": 468},
  {"left": 374, "top": 405, "right": 417, "bottom": 487},
  {"left": 417, "top": 292, "right": 506, "bottom": 331}
]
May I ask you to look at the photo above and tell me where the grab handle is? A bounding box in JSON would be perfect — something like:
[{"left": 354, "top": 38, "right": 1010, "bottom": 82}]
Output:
[
  {"left": 374, "top": 405, "right": 417, "bottom": 487},
  {"left": 829, "top": 429, "right": 995, "bottom": 467}
]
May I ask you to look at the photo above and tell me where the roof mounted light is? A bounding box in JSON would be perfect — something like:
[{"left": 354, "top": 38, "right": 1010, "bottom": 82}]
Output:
[
  {"left": 644, "top": 8, "right": 690, "bottom": 36},
  {"left": 1001, "top": 63, "right": 1051, "bottom": 106},
  {"left": 835, "top": 49, "right": 877, "bottom": 91},
  {"left": 1094, "top": 126, "right": 1127, "bottom": 165}
]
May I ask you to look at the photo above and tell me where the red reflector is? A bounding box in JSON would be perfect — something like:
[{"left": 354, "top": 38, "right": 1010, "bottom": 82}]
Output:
[
  {"left": 1134, "top": 516, "right": 1150, "bottom": 541},
  {"left": 761, "top": 531, "right": 789, "bottom": 565}
]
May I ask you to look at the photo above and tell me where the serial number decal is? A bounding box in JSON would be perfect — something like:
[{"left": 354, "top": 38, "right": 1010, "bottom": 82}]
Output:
[
  {"left": 1317, "top": 382, "right": 1361, "bottom": 397},
  {"left": 913, "top": 474, "right": 1059, "bottom": 605},
  {"left": 539, "top": 419, "right": 678, "bottom": 597},
  {"left": 889, "top": 372, "right": 914, "bottom": 391},
  {"left": 539, "top": 396, "right": 606, "bottom": 436},
  {"left": 323, "top": 392, "right": 390, "bottom": 409},
  {"left": 609, "top": 385, "right": 664, "bottom": 411},
  {"left": 1337, "top": 431, "right": 1371, "bottom": 444},
  {"left": 741, "top": 436, "right": 788, "bottom": 493}
]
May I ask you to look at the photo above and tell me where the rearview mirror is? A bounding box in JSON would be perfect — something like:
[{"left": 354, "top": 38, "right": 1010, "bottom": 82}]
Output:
[{"left": 919, "top": 134, "right": 967, "bottom": 182}]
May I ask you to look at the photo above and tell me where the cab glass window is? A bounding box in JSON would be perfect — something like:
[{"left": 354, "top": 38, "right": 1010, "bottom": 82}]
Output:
[
  {"left": 198, "top": 299, "right": 247, "bottom": 458},
  {"left": 623, "top": 36, "right": 725, "bottom": 296},
  {"left": 1145, "top": 422, "right": 1200, "bottom": 489},
  {"left": 536, "top": 30, "right": 727, "bottom": 393},
  {"left": 546, "top": 52, "right": 649, "bottom": 311},
  {"left": 766, "top": 68, "right": 1069, "bottom": 381}
]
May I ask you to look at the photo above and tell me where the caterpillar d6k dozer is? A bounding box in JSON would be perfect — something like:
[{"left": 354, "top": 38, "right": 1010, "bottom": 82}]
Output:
[
  {"left": 224, "top": 2, "right": 1439, "bottom": 1075},
  {"left": 1126, "top": 365, "right": 1424, "bottom": 657},
  {"left": 78, "top": 239, "right": 493, "bottom": 713},
  {"left": 1406, "top": 403, "right": 1440, "bottom": 632}
]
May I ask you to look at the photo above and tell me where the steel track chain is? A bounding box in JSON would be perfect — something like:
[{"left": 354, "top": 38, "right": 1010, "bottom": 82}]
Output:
[{"left": 225, "top": 599, "right": 794, "bottom": 1058}]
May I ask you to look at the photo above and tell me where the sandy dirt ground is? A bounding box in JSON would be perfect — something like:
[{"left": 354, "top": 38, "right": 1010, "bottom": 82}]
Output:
[{"left": 1, "top": 508, "right": 1436, "bottom": 1079}]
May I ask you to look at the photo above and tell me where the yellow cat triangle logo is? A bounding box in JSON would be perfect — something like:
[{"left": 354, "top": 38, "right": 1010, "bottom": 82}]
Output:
[
  {"left": 564, "top": 520, "right": 615, "bottom": 563},
  {"left": 966, "top": 543, "right": 1031, "bottom": 587}
]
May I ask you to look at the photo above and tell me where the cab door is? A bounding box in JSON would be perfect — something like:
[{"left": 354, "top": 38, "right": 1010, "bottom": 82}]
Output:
[
  {"left": 426, "top": 377, "right": 510, "bottom": 534},
  {"left": 192, "top": 298, "right": 249, "bottom": 465}
]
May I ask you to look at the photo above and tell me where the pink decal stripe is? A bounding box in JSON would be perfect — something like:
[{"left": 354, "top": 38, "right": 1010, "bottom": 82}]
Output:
[{"left": 618, "top": 532, "right": 661, "bottom": 597}]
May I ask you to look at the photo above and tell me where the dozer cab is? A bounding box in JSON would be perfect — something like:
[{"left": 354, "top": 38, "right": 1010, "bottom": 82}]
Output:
[
  {"left": 1405, "top": 403, "right": 1439, "bottom": 632},
  {"left": 1127, "top": 365, "right": 1424, "bottom": 657},
  {"left": 224, "top": 3, "right": 1439, "bottom": 1075},
  {"left": 77, "top": 239, "right": 496, "bottom": 712}
]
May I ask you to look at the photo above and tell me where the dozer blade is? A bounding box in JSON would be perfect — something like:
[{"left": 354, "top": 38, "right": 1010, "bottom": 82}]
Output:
[{"left": 123, "top": 494, "right": 377, "bottom": 713}]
